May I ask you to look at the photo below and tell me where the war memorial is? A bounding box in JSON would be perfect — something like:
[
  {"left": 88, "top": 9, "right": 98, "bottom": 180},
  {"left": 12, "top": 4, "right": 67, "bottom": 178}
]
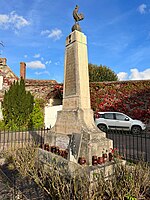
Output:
[{"left": 39, "top": 5, "right": 115, "bottom": 177}]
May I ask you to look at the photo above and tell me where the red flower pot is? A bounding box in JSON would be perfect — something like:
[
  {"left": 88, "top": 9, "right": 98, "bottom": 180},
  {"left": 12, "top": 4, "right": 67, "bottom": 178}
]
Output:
[
  {"left": 64, "top": 150, "right": 68, "bottom": 159},
  {"left": 55, "top": 146, "right": 60, "bottom": 155},
  {"left": 78, "top": 157, "right": 86, "bottom": 165},
  {"left": 103, "top": 153, "right": 107, "bottom": 163},
  {"left": 51, "top": 146, "right": 56, "bottom": 153},
  {"left": 92, "top": 156, "right": 98, "bottom": 166},
  {"left": 109, "top": 153, "right": 113, "bottom": 161},
  {"left": 44, "top": 143, "right": 49, "bottom": 151},
  {"left": 97, "top": 157, "right": 103, "bottom": 165}
]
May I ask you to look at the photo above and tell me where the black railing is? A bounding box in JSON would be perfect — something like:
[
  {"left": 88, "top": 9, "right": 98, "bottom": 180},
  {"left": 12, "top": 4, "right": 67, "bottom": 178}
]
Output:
[
  {"left": 0, "top": 128, "right": 150, "bottom": 163},
  {"left": 106, "top": 129, "right": 150, "bottom": 163},
  {"left": 0, "top": 128, "right": 49, "bottom": 151},
  {"left": 0, "top": 128, "right": 51, "bottom": 199}
]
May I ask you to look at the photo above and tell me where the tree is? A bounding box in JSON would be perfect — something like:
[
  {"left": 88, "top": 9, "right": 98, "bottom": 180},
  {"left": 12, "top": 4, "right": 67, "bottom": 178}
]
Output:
[
  {"left": 2, "top": 78, "right": 34, "bottom": 129},
  {"left": 88, "top": 63, "right": 118, "bottom": 82},
  {"left": 29, "top": 98, "right": 44, "bottom": 129}
]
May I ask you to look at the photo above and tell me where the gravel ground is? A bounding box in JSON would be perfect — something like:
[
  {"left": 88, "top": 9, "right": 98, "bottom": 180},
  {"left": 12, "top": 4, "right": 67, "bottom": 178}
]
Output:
[
  {"left": 0, "top": 164, "right": 51, "bottom": 200},
  {"left": 0, "top": 175, "right": 14, "bottom": 199},
  {"left": 0, "top": 170, "right": 25, "bottom": 200}
]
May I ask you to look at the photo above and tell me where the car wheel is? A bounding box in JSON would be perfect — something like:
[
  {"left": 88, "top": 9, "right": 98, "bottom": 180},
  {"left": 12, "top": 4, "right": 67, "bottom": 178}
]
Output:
[
  {"left": 131, "top": 126, "right": 141, "bottom": 134},
  {"left": 97, "top": 124, "right": 107, "bottom": 133}
]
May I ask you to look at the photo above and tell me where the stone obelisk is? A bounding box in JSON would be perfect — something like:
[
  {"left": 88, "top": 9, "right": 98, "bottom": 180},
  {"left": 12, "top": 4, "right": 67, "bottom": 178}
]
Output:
[
  {"left": 46, "top": 6, "right": 113, "bottom": 165},
  {"left": 54, "top": 30, "right": 99, "bottom": 134}
]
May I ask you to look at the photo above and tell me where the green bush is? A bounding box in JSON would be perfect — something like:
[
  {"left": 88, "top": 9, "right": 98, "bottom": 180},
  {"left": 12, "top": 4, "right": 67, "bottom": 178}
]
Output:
[
  {"left": 29, "top": 98, "right": 44, "bottom": 129},
  {"left": 0, "top": 120, "right": 5, "bottom": 130},
  {"left": 2, "top": 78, "right": 34, "bottom": 130}
]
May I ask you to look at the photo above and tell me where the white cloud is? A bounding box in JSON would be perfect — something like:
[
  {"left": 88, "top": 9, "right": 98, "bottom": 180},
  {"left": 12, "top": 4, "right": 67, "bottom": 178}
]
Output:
[
  {"left": 137, "top": 4, "right": 147, "bottom": 14},
  {"left": 117, "top": 72, "right": 128, "bottom": 81},
  {"left": 0, "top": 11, "right": 30, "bottom": 30},
  {"left": 48, "top": 29, "right": 62, "bottom": 40},
  {"left": 129, "top": 68, "right": 150, "bottom": 80},
  {"left": 24, "top": 55, "right": 28, "bottom": 58},
  {"left": 0, "top": 15, "right": 9, "bottom": 27},
  {"left": 35, "top": 70, "right": 50, "bottom": 76},
  {"left": 55, "top": 61, "right": 60, "bottom": 65},
  {"left": 41, "top": 28, "right": 62, "bottom": 40},
  {"left": 26, "top": 60, "right": 45, "bottom": 69},
  {"left": 45, "top": 60, "right": 52, "bottom": 65},
  {"left": 41, "top": 30, "right": 50, "bottom": 35},
  {"left": 117, "top": 68, "right": 150, "bottom": 81},
  {"left": 33, "top": 53, "right": 40, "bottom": 58}
]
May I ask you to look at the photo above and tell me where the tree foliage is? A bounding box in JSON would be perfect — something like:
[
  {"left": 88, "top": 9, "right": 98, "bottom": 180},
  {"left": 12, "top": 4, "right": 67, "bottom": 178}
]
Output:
[
  {"left": 88, "top": 63, "right": 118, "bottom": 82},
  {"left": 29, "top": 98, "right": 44, "bottom": 129},
  {"left": 2, "top": 78, "right": 34, "bottom": 129}
]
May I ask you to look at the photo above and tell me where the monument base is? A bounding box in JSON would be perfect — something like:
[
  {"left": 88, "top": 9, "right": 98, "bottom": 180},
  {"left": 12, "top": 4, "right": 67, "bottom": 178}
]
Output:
[
  {"left": 45, "top": 108, "right": 113, "bottom": 165},
  {"left": 38, "top": 148, "right": 125, "bottom": 180}
]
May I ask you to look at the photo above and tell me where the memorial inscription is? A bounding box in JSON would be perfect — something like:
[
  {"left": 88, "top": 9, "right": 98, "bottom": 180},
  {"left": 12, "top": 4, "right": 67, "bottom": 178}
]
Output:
[{"left": 65, "top": 46, "right": 76, "bottom": 96}]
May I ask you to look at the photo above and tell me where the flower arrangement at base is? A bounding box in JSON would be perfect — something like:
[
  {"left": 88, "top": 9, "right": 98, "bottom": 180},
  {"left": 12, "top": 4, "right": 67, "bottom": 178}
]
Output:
[{"left": 110, "top": 148, "right": 124, "bottom": 162}]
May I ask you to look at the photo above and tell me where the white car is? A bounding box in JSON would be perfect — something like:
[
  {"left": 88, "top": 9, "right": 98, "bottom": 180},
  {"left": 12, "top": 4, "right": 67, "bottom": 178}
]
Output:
[{"left": 95, "top": 111, "right": 146, "bottom": 134}]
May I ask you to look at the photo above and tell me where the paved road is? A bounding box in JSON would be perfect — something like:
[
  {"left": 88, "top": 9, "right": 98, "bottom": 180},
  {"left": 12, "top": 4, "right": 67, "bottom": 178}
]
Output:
[{"left": 107, "top": 131, "right": 150, "bottom": 162}]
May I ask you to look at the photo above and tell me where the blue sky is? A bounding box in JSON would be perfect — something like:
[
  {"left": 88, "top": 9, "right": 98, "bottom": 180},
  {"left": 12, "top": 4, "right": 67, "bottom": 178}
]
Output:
[{"left": 0, "top": 0, "right": 150, "bottom": 83}]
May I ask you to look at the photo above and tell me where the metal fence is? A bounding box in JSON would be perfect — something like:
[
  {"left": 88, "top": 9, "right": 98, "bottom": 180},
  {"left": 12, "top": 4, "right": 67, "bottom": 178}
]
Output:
[
  {"left": 0, "top": 128, "right": 51, "bottom": 199},
  {"left": 0, "top": 128, "right": 150, "bottom": 163},
  {"left": 106, "top": 130, "right": 150, "bottom": 163},
  {"left": 0, "top": 128, "right": 49, "bottom": 152}
]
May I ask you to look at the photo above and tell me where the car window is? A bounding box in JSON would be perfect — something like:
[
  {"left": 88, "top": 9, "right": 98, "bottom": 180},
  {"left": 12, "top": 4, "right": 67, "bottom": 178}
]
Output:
[
  {"left": 104, "top": 113, "right": 114, "bottom": 119},
  {"left": 115, "top": 113, "right": 127, "bottom": 121},
  {"left": 100, "top": 114, "right": 105, "bottom": 118}
]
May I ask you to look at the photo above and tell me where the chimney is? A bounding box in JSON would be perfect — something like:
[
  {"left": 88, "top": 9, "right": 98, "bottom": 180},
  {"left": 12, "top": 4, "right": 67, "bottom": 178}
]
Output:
[{"left": 20, "top": 62, "right": 26, "bottom": 80}]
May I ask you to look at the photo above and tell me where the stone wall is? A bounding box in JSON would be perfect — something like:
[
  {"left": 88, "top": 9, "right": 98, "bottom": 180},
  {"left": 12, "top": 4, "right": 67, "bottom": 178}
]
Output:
[
  {"left": 25, "top": 79, "right": 58, "bottom": 100},
  {"left": 42, "top": 80, "right": 150, "bottom": 124},
  {"left": 90, "top": 80, "right": 150, "bottom": 123},
  {"left": 42, "top": 80, "right": 150, "bottom": 123},
  {"left": 0, "top": 60, "right": 18, "bottom": 101}
]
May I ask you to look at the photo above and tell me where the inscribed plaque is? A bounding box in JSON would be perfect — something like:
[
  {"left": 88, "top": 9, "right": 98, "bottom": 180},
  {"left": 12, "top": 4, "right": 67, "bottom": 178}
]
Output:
[{"left": 65, "top": 46, "right": 76, "bottom": 96}]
